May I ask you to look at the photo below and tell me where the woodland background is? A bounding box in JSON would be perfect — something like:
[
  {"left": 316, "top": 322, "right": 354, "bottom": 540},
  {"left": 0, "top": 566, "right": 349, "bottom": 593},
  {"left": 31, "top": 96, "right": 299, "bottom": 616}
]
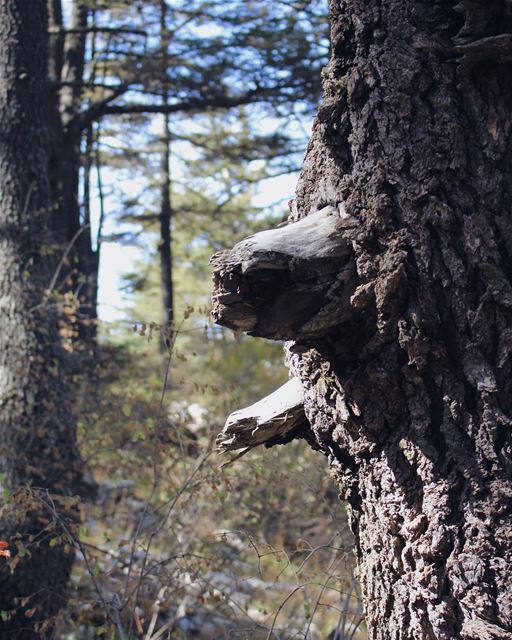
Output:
[{"left": 1, "top": 0, "right": 366, "bottom": 637}]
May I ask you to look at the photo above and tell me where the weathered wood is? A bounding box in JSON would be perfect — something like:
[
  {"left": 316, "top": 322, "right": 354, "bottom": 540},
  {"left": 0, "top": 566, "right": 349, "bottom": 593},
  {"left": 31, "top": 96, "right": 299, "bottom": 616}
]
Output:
[
  {"left": 210, "top": 205, "right": 360, "bottom": 340},
  {"left": 217, "top": 377, "right": 307, "bottom": 455}
]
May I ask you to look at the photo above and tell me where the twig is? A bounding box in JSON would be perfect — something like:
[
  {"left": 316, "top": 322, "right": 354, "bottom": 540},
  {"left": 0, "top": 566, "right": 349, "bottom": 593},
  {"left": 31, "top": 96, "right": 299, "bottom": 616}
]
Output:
[
  {"left": 48, "top": 26, "right": 147, "bottom": 36},
  {"left": 36, "top": 491, "right": 119, "bottom": 629},
  {"left": 31, "top": 224, "right": 90, "bottom": 312},
  {"left": 265, "top": 584, "right": 306, "bottom": 640}
]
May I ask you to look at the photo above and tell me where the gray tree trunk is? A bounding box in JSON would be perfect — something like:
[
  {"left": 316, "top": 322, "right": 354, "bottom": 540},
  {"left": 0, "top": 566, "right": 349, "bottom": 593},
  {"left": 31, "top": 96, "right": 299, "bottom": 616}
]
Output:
[
  {"left": 212, "top": 1, "right": 512, "bottom": 638},
  {"left": 159, "top": 114, "right": 174, "bottom": 336},
  {"left": 159, "top": 0, "right": 174, "bottom": 338},
  {"left": 290, "top": 2, "right": 512, "bottom": 638},
  {"left": 0, "top": 1, "right": 85, "bottom": 636}
]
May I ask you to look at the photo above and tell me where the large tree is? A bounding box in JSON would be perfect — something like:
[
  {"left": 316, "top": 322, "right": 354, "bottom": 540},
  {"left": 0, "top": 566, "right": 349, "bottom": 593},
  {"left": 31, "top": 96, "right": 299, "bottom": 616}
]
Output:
[
  {"left": 211, "top": 1, "right": 512, "bottom": 638},
  {"left": 0, "top": 1, "right": 86, "bottom": 636}
]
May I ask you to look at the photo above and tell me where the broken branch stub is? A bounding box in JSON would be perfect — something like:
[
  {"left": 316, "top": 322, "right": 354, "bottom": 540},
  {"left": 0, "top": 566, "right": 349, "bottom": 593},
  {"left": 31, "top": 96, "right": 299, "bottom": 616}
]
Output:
[
  {"left": 217, "top": 377, "right": 306, "bottom": 455},
  {"left": 210, "top": 205, "right": 358, "bottom": 340}
]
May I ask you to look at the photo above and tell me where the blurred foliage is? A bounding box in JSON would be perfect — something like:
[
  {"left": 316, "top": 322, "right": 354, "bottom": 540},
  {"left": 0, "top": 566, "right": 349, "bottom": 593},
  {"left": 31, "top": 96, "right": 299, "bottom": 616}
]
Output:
[
  {"left": 68, "top": 129, "right": 365, "bottom": 635},
  {"left": 66, "top": 329, "right": 365, "bottom": 639}
]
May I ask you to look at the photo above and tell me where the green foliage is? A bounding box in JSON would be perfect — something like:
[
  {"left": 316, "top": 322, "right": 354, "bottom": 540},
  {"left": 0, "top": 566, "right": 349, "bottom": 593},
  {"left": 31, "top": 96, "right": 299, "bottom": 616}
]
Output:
[
  {"left": 69, "top": 141, "right": 366, "bottom": 631},
  {"left": 77, "top": 0, "right": 329, "bottom": 283},
  {"left": 83, "top": 0, "right": 328, "bottom": 113}
]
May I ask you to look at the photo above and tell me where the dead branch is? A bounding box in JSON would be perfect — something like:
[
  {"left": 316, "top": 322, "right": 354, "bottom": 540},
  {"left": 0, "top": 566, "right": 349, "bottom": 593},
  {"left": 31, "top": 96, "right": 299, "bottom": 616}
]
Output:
[
  {"left": 210, "top": 205, "right": 359, "bottom": 340},
  {"left": 217, "top": 377, "right": 307, "bottom": 455}
]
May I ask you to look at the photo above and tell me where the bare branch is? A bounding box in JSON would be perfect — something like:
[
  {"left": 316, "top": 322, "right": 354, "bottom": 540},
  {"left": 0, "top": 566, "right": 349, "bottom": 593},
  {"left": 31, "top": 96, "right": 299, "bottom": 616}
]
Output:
[
  {"left": 217, "top": 377, "right": 307, "bottom": 456},
  {"left": 210, "top": 205, "right": 361, "bottom": 340},
  {"left": 76, "top": 85, "right": 294, "bottom": 131},
  {"left": 48, "top": 26, "right": 147, "bottom": 36}
]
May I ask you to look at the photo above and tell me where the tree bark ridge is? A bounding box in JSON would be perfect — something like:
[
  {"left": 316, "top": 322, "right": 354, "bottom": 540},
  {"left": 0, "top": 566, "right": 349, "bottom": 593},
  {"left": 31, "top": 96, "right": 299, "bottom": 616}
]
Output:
[{"left": 287, "top": 1, "right": 512, "bottom": 638}]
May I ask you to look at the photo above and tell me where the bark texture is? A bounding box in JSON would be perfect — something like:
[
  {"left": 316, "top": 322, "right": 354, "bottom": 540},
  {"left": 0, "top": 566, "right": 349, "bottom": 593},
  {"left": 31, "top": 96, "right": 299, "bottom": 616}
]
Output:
[
  {"left": 212, "top": 1, "right": 512, "bottom": 638},
  {"left": 0, "top": 1, "right": 84, "bottom": 636},
  {"left": 288, "top": 1, "right": 512, "bottom": 638}
]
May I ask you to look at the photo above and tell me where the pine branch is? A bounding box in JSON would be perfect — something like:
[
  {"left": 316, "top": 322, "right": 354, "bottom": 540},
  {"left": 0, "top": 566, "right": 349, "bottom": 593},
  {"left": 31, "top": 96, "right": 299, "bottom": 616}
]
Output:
[
  {"left": 76, "top": 86, "right": 281, "bottom": 131},
  {"left": 48, "top": 26, "right": 147, "bottom": 36}
]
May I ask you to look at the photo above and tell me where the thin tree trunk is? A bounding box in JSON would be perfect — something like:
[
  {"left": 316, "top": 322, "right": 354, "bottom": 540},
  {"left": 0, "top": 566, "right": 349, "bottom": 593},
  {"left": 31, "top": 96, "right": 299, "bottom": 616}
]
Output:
[
  {"left": 92, "top": 124, "right": 106, "bottom": 329},
  {"left": 48, "top": 0, "right": 97, "bottom": 344},
  {"left": 47, "top": 0, "right": 64, "bottom": 85},
  {"left": 83, "top": 123, "right": 100, "bottom": 339},
  {"left": 77, "top": 9, "right": 102, "bottom": 342},
  {"left": 160, "top": 113, "right": 174, "bottom": 335},
  {"left": 0, "top": 1, "right": 85, "bottom": 636},
  {"left": 51, "top": 0, "right": 87, "bottom": 243},
  {"left": 159, "top": 0, "right": 174, "bottom": 338}
]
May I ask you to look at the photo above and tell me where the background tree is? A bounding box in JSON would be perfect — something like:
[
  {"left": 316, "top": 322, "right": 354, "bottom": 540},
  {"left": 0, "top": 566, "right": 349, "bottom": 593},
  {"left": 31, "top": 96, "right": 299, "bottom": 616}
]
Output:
[
  {"left": 0, "top": 1, "right": 86, "bottom": 636},
  {"left": 211, "top": 1, "right": 512, "bottom": 638},
  {"left": 46, "top": 0, "right": 328, "bottom": 343},
  {"left": 158, "top": 0, "right": 174, "bottom": 334}
]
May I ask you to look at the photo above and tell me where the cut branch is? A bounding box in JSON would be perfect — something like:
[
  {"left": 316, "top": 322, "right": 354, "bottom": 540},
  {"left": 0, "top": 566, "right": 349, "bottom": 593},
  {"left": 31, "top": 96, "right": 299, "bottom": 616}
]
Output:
[
  {"left": 210, "top": 205, "right": 360, "bottom": 340},
  {"left": 453, "top": 33, "right": 512, "bottom": 62},
  {"left": 217, "top": 377, "right": 307, "bottom": 455}
]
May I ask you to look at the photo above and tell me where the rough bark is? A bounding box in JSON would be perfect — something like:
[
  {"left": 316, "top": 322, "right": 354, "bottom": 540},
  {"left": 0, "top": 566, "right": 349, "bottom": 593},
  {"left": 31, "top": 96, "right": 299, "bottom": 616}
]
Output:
[
  {"left": 211, "top": 1, "right": 512, "bottom": 638},
  {"left": 0, "top": 1, "right": 85, "bottom": 636}
]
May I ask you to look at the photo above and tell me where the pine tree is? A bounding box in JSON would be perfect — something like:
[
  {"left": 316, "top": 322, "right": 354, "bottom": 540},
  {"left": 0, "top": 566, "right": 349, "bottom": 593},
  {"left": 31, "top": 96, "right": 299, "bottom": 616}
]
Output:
[{"left": 46, "top": 0, "right": 328, "bottom": 343}]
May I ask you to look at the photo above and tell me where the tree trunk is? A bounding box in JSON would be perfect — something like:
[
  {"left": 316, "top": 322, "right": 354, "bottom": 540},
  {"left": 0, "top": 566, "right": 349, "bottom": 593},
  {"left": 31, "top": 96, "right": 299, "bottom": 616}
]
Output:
[
  {"left": 48, "top": 0, "right": 86, "bottom": 246},
  {"left": 0, "top": 1, "right": 85, "bottom": 636},
  {"left": 159, "top": 0, "right": 174, "bottom": 338},
  {"left": 159, "top": 112, "right": 174, "bottom": 336},
  {"left": 48, "top": 0, "right": 98, "bottom": 344},
  {"left": 212, "top": 1, "right": 512, "bottom": 638},
  {"left": 292, "top": 2, "right": 512, "bottom": 637},
  {"left": 82, "top": 123, "right": 101, "bottom": 340},
  {"left": 47, "top": 0, "right": 64, "bottom": 86}
]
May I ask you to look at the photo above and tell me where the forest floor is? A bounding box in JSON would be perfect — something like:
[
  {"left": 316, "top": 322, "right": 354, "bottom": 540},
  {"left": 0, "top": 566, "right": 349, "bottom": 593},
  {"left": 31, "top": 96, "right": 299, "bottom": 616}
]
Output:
[{"left": 59, "top": 319, "right": 366, "bottom": 639}]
